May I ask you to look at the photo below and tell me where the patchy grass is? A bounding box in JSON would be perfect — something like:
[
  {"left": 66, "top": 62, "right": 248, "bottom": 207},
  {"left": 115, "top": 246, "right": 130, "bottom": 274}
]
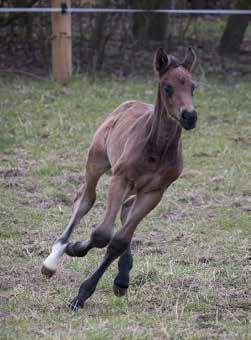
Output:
[{"left": 0, "top": 72, "right": 250, "bottom": 339}]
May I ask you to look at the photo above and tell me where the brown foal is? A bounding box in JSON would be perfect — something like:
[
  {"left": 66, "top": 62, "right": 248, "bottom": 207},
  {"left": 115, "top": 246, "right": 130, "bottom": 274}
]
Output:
[{"left": 42, "top": 47, "right": 198, "bottom": 311}]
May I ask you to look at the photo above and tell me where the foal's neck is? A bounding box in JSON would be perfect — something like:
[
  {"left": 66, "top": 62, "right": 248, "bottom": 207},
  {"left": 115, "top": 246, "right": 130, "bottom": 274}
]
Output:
[{"left": 147, "top": 83, "right": 181, "bottom": 156}]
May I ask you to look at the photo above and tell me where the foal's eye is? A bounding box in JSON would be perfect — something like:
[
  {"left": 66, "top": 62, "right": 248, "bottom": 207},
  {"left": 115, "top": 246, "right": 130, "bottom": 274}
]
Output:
[
  {"left": 191, "top": 83, "right": 196, "bottom": 96},
  {"left": 164, "top": 84, "right": 174, "bottom": 98}
]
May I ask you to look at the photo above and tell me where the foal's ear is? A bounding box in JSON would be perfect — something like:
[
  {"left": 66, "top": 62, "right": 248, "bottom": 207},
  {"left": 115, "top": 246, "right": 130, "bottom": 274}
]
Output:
[
  {"left": 182, "top": 47, "right": 197, "bottom": 72},
  {"left": 154, "top": 48, "right": 171, "bottom": 76}
]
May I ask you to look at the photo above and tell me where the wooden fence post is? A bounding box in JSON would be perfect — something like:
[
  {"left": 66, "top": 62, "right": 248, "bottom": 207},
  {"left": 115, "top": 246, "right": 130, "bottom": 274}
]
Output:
[{"left": 51, "top": 0, "right": 72, "bottom": 83}]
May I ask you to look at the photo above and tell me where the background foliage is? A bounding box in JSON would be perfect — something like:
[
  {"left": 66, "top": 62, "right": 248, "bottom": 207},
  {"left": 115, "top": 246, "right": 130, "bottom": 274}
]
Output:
[{"left": 0, "top": 0, "right": 250, "bottom": 76}]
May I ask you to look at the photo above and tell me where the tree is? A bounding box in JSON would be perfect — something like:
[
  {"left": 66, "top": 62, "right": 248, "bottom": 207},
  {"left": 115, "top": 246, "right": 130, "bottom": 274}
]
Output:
[
  {"left": 219, "top": 0, "right": 250, "bottom": 55},
  {"left": 0, "top": 0, "right": 39, "bottom": 28},
  {"left": 132, "top": 0, "right": 171, "bottom": 42}
]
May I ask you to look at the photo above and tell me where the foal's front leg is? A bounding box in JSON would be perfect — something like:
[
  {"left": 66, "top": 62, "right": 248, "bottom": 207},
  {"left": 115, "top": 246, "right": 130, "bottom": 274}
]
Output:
[
  {"left": 113, "top": 244, "right": 133, "bottom": 297},
  {"left": 65, "top": 175, "right": 129, "bottom": 257},
  {"left": 69, "top": 190, "right": 163, "bottom": 310},
  {"left": 113, "top": 196, "right": 135, "bottom": 297}
]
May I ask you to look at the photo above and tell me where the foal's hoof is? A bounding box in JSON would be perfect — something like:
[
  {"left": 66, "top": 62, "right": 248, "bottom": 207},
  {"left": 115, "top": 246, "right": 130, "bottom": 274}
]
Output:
[
  {"left": 41, "top": 265, "right": 56, "bottom": 278},
  {"left": 68, "top": 297, "right": 84, "bottom": 311},
  {"left": 113, "top": 283, "right": 128, "bottom": 297},
  {"left": 65, "top": 241, "right": 89, "bottom": 258}
]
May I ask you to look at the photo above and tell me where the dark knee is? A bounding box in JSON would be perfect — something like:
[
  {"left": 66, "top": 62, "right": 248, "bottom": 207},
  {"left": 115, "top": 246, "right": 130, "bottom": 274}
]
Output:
[
  {"left": 65, "top": 241, "right": 91, "bottom": 257},
  {"left": 108, "top": 237, "right": 129, "bottom": 258},
  {"left": 91, "top": 228, "right": 111, "bottom": 248}
]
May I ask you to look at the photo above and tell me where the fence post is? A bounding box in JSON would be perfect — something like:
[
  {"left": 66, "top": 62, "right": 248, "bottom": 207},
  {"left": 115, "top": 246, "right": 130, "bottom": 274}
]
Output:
[{"left": 51, "top": 0, "right": 72, "bottom": 83}]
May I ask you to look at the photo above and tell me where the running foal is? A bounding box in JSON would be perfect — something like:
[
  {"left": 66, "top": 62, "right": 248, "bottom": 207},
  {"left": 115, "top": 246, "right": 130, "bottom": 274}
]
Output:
[{"left": 42, "top": 47, "right": 198, "bottom": 311}]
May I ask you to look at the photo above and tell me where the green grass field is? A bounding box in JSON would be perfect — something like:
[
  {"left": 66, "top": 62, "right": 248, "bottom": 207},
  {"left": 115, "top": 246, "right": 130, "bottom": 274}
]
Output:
[{"left": 0, "top": 72, "right": 250, "bottom": 339}]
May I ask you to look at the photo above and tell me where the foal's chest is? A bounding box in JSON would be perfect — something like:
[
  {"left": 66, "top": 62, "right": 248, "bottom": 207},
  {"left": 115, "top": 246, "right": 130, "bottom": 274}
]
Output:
[{"left": 130, "top": 156, "right": 183, "bottom": 193}]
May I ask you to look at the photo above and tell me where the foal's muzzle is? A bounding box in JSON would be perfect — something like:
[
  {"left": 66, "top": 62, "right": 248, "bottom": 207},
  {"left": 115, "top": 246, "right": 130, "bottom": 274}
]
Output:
[{"left": 181, "top": 110, "right": 197, "bottom": 130}]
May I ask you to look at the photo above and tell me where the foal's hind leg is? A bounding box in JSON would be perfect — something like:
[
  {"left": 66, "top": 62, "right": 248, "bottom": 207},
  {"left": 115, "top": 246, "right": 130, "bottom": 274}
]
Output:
[
  {"left": 41, "top": 170, "right": 100, "bottom": 277},
  {"left": 113, "top": 196, "right": 135, "bottom": 297},
  {"left": 42, "top": 151, "right": 109, "bottom": 277}
]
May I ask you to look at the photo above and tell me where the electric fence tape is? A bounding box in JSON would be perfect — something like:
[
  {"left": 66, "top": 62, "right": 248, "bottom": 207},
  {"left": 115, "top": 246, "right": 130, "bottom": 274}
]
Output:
[{"left": 0, "top": 8, "right": 250, "bottom": 15}]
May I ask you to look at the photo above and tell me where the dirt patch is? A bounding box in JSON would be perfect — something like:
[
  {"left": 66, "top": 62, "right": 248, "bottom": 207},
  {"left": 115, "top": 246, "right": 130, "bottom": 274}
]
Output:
[
  {"left": 232, "top": 194, "right": 251, "bottom": 212},
  {"left": 63, "top": 172, "right": 85, "bottom": 185},
  {"left": 218, "top": 287, "right": 249, "bottom": 300},
  {"left": 28, "top": 198, "right": 58, "bottom": 210},
  {"left": 197, "top": 256, "right": 216, "bottom": 264},
  {"left": 238, "top": 205, "right": 251, "bottom": 212},
  {"left": 24, "top": 183, "right": 39, "bottom": 194},
  {"left": 171, "top": 277, "right": 200, "bottom": 292},
  {"left": 0, "top": 168, "right": 25, "bottom": 178},
  {"left": 178, "top": 192, "right": 212, "bottom": 207},
  {"left": 169, "top": 234, "right": 185, "bottom": 243},
  {"left": 0, "top": 261, "right": 82, "bottom": 295},
  {"left": 232, "top": 136, "right": 251, "bottom": 146},
  {"left": 131, "top": 231, "right": 187, "bottom": 256},
  {"left": 28, "top": 194, "right": 72, "bottom": 210},
  {"left": 131, "top": 237, "right": 145, "bottom": 249},
  {"left": 195, "top": 320, "right": 225, "bottom": 332},
  {"left": 181, "top": 169, "right": 202, "bottom": 179},
  {"left": 133, "top": 268, "right": 160, "bottom": 287},
  {"left": 164, "top": 210, "right": 191, "bottom": 221},
  {"left": 210, "top": 175, "right": 225, "bottom": 184},
  {"left": 22, "top": 243, "right": 47, "bottom": 258},
  {"left": 192, "top": 152, "right": 217, "bottom": 158}
]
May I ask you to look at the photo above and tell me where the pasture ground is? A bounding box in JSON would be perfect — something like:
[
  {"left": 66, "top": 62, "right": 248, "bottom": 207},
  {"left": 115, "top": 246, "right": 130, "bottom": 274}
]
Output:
[{"left": 0, "top": 73, "right": 250, "bottom": 339}]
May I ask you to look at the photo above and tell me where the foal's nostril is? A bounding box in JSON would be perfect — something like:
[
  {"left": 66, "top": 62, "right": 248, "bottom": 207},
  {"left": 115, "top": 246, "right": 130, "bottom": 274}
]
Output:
[
  {"left": 182, "top": 110, "right": 197, "bottom": 122},
  {"left": 181, "top": 110, "right": 198, "bottom": 130},
  {"left": 181, "top": 110, "right": 188, "bottom": 120}
]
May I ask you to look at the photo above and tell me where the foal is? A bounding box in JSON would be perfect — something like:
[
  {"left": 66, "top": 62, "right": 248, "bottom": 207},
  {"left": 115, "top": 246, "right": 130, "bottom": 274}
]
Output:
[{"left": 42, "top": 47, "right": 198, "bottom": 310}]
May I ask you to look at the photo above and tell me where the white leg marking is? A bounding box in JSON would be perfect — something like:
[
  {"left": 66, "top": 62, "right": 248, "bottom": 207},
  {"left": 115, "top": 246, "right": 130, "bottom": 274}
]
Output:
[{"left": 43, "top": 242, "right": 67, "bottom": 272}]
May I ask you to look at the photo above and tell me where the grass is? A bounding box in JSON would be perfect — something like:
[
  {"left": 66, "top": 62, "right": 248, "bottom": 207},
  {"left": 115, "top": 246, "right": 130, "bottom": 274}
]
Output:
[{"left": 0, "top": 71, "right": 250, "bottom": 339}]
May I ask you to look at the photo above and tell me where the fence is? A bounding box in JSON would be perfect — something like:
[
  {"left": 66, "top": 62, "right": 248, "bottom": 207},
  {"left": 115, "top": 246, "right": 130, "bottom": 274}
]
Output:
[{"left": 0, "top": 2, "right": 250, "bottom": 82}]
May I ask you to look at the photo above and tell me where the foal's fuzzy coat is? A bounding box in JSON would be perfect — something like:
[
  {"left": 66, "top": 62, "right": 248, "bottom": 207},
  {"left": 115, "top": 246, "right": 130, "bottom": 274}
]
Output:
[{"left": 42, "top": 47, "right": 198, "bottom": 310}]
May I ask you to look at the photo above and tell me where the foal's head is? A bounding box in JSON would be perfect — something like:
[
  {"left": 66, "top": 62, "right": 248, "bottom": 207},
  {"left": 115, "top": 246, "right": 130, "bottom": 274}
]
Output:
[{"left": 154, "top": 47, "right": 198, "bottom": 130}]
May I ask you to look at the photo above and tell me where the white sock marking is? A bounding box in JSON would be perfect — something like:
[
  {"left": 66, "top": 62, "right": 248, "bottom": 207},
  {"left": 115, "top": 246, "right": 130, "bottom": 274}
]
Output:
[{"left": 43, "top": 242, "right": 67, "bottom": 272}]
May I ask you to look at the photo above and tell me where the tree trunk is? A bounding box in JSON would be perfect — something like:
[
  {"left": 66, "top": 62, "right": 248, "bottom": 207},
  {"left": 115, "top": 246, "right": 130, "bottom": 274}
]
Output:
[
  {"left": 219, "top": 0, "right": 250, "bottom": 55},
  {"left": 87, "top": 0, "right": 111, "bottom": 73},
  {"left": 132, "top": 0, "right": 171, "bottom": 42}
]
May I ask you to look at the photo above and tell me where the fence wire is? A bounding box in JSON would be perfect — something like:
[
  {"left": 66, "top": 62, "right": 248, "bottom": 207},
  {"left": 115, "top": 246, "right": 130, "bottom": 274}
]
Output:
[
  {"left": 0, "top": 8, "right": 250, "bottom": 15},
  {"left": 0, "top": 5, "right": 250, "bottom": 77}
]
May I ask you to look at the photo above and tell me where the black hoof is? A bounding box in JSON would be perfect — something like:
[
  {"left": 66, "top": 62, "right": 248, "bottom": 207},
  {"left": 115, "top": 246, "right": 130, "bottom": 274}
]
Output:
[
  {"left": 65, "top": 241, "right": 90, "bottom": 258},
  {"left": 113, "top": 283, "right": 128, "bottom": 297},
  {"left": 68, "top": 297, "right": 84, "bottom": 311},
  {"left": 41, "top": 265, "right": 56, "bottom": 278}
]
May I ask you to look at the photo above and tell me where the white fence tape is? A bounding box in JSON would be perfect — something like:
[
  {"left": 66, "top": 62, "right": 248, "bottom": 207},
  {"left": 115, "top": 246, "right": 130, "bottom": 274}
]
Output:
[{"left": 0, "top": 8, "right": 250, "bottom": 15}]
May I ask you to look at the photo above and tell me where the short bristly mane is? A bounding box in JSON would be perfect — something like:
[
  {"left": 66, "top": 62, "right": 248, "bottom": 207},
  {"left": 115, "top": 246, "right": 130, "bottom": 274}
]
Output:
[{"left": 146, "top": 73, "right": 181, "bottom": 161}]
